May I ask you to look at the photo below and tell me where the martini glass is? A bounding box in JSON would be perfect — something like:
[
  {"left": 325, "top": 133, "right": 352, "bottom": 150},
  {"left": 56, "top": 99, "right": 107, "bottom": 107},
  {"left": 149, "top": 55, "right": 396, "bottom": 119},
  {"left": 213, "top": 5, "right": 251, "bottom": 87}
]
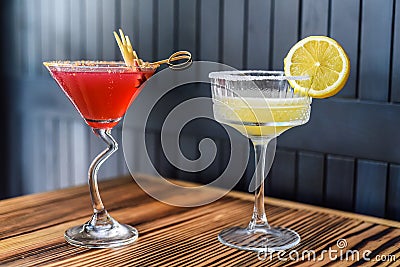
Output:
[
  {"left": 209, "top": 70, "right": 311, "bottom": 252},
  {"left": 44, "top": 61, "right": 156, "bottom": 248}
]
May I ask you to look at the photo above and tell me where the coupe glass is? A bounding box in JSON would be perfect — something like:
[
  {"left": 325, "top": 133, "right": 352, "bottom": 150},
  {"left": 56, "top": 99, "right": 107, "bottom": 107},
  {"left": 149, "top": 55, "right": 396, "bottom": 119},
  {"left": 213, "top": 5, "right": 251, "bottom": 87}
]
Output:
[
  {"left": 44, "top": 61, "right": 156, "bottom": 248},
  {"left": 209, "top": 70, "right": 311, "bottom": 252}
]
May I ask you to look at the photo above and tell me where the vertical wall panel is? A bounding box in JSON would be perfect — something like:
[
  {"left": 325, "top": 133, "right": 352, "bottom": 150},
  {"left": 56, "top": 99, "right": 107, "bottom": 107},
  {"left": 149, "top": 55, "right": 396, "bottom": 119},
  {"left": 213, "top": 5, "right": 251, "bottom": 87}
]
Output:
[
  {"left": 358, "top": 0, "right": 393, "bottom": 101},
  {"left": 222, "top": 0, "right": 245, "bottom": 69},
  {"left": 325, "top": 155, "right": 355, "bottom": 211},
  {"left": 272, "top": 0, "right": 299, "bottom": 70},
  {"left": 71, "top": 121, "right": 88, "bottom": 186},
  {"left": 355, "top": 160, "right": 387, "bottom": 217},
  {"left": 120, "top": 0, "right": 136, "bottom": 31},
  {"left": 13, "top": 0, "right": 24, "bottom": 76},
  {"left": 6, "top": 0, "right": 400, "bottom": 221},
  {"left": 139, "top": 130, "right": 158, "bottom": 176},
  {"left": 123, "top": 127, "right": 139, "bottom": 177},
  {"left": 176, "top": 134, "right": 199, "bottom": 182},
  {"left": 21, "top": 115, "right": 34, "bottom": 194},
  {"left": 58, "top": 120, "right": 71, "bottom": 188},
  {"left": 158, "top": 0, "right": 175, "bottom": 60},
  {"left": 89, "top": 127, "right": 105, "bottom": 179},
  {"left": 138, "top": 0, "right": 154, "bottom": 61},
  {"left": 101, "top": 0, "right": 117, "bottom": 60},
  {"left": 70, "top": 0, "right": 85, "bottom": 60},
  {"left": 53, "top": 120, "right": 63, "bottom": 189},
  {"left": 85, "top": 0, "right": 100, "bottom": 60},
  {"left": 101, "top": 129, "right": 120, "bottom": 180},
  {"left": 200, "top": 0, "right": 220, "bottom": 61},
  {"left": 387, "top": 164, "right": 400, "bottom": 220},
  {"left": 40, "top": 0, "right": 53, "bottom": 67},
  {"left": 178, "top": 0, "right": 197, "bottom": 57},
  {"left": 236, "top": 141, "right": 252, "bottom": 195},
  {"left": 198, "top": 137, "right": 220, "bottom": 185},
  {"left": 115, "top": 126, "right": 129, "bottom": 175},
  {"left": 301, "top": 0, "right": 329, "bottom": 37},
  {"left": 120, "top": 0, "right": 137, "bottom": 62},
  {"left": 247, "top": 0, "right": 271, "bottom": 70},
  {"left": 269, "top": 149, "right": 296, "bottom": 199},
  {"left": 391, "top": 0, "right": 400, "bottom": 102},
  {"left": 26, "top": 0, "right": 41, "bottom": 76},
  {"left": 330, "top": 0, "right": 360, "bottom": 98},
  {"left": 156, "top": 132, "right": 177, "bottom": 179},
  {"left": 54, "top": 0, "right": 69, "bottom": 61},
  {"left": 32, "top": 117, "right": 45, "bottom": 193},
  {"left": 44, "top": 118, "right": 56, "bottom": 191},
  {"left": 297, "top": 152, "right": 324, "bottom": 205}
]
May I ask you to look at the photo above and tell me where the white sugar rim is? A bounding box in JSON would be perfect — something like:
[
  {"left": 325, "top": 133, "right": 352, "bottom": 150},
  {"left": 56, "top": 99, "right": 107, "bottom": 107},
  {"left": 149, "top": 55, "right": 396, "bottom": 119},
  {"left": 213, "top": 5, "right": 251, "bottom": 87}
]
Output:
[
  {"left": 43, "top": 60, "right": 156, "bottom": 71},
  {"left": 209, "top": 70, "right": 309, "bottom": 81},
  {"left": 214, "top": 95, "right": 312, "bottom": 104}
]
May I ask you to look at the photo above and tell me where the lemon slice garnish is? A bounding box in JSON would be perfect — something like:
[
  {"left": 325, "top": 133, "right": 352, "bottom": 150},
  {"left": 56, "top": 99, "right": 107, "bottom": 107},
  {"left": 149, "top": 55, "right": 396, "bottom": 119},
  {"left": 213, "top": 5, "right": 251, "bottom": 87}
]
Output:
[{"left": 284, "top": 36, "right": 350, "bottom": 98}]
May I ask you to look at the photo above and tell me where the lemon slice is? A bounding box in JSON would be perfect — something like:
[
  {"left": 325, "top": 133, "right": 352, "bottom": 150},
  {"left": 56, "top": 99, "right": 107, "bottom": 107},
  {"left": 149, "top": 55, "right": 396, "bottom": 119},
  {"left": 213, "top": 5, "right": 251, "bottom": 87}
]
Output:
[{"left": 284, "top": 36, "right": 350, "bottom": 98}]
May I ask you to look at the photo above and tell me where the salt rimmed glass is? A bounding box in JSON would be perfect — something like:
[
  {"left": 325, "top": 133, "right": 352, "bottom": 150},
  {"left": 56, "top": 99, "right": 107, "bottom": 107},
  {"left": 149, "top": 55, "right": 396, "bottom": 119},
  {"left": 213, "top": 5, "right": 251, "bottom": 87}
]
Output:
[{"left": 209, "top": 70, "right": 311, "bottom": 252}]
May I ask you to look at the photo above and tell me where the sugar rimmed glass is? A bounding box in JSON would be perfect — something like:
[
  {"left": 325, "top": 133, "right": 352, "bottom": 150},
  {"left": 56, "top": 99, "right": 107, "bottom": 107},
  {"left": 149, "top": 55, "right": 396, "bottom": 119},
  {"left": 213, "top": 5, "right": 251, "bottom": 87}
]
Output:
[
  {"left": 44, "top": 61, "right": 156, "bottom": 248},
  {"left": 209, "top": 70, "right": 311, "bottom": 252}
]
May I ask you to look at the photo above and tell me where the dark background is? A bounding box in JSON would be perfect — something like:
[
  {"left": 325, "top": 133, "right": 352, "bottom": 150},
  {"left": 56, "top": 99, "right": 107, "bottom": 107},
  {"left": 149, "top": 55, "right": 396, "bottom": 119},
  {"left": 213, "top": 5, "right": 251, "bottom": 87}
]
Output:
[{"left": 0, "top": 0, "right": 399, "bottom": 221}]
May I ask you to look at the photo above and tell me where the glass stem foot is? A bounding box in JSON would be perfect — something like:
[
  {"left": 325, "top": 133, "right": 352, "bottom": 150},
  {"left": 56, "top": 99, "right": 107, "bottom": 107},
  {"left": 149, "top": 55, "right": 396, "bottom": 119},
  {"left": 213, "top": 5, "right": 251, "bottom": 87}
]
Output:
[
  {"left": 218, "top": 137, "right": 300, "bottom": 252},
  {"left": 65, "top": 212, "right": 138, "bottom": 248},
  {"left": 64, "top": 128, "right": 138, "bottom": 248}
]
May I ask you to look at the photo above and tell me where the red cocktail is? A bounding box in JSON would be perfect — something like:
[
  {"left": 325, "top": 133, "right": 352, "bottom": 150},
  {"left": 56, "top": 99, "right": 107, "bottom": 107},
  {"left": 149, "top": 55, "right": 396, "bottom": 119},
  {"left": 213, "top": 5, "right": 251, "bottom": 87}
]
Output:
[
  {"left": 44, "top": 61, "right": 156, "bottom": 248},
  {"left": 47, "top": 61, "right": 155, "bottom": 129}
]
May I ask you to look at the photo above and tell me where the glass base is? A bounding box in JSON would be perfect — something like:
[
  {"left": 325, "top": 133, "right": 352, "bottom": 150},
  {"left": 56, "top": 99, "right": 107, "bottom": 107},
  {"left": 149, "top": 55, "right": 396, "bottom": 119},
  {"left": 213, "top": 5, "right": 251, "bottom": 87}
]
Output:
[
  {"left": 218, "top": 226, "right": 300, "bottom": 252},
  {"left": 65, "top": 217, "right": 138, "bottom": 249}
]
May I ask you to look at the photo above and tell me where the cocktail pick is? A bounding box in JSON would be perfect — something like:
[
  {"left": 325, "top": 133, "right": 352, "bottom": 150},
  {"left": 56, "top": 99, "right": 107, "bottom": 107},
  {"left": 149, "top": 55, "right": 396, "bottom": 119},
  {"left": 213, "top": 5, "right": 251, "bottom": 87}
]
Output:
[
  {"left": 114, "top": 29, "right": 192, "bottom": 70},
  {"left": 149, "top": 51, "right": 192, "bottom": 70}
]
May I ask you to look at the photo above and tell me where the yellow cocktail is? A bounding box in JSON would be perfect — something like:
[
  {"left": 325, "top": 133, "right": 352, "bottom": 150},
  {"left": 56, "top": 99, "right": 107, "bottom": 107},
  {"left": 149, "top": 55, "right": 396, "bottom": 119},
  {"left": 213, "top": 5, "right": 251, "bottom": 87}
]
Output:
[
  {"left": 209, "top": 70, "right": 311, "bottom": 252},
  {"left": 213, "top": 95, "right": 311, "bottom": 138}
]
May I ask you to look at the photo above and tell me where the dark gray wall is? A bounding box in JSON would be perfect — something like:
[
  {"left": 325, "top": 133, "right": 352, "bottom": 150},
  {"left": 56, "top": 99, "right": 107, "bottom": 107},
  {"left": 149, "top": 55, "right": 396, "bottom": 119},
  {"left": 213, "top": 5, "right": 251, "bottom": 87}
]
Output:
[{"left": 2, "top": 0, "right": 399, "bottom": 220}]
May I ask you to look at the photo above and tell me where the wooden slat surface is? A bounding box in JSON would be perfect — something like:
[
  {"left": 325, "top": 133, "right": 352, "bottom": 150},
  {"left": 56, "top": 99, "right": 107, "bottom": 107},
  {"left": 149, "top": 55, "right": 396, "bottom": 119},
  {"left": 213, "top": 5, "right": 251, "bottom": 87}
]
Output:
[{"left": 1, "top": 175, "right": 398, "bottom": 266}]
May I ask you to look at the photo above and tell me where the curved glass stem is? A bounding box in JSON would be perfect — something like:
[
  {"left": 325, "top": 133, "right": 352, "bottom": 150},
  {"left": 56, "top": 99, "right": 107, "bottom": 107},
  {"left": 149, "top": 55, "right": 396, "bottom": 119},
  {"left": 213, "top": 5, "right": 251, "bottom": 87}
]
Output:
[
  {"left": 64, "top": 128, "right": 138, "bottom": 248},
  {"left": 248, "top": 138, "right": 272, "bottom": 230},
  {"left": 88, "top": 128, "right": 118, "bottom": 226}
]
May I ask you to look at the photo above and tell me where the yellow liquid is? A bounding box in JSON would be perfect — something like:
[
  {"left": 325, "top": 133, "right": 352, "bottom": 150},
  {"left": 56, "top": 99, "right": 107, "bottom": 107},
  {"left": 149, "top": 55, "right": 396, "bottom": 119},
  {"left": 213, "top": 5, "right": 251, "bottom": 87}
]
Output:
[{"left": 213, "top": 96, "right": 311, "bottom": 138}]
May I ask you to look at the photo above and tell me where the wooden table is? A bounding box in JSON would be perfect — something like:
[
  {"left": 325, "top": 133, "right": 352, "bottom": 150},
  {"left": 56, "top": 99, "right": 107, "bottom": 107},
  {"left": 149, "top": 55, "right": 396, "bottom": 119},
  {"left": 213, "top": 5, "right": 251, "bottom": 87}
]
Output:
[{"left": 0, "top": 175, "right": 399, "bottom": 266}]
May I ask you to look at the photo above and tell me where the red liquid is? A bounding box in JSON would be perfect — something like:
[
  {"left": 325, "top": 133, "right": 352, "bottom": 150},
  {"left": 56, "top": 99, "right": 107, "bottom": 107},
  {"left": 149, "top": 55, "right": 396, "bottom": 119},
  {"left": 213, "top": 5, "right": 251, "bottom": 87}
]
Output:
[{"left": 49, "top": 68, "right": 154, "bottom": 129}]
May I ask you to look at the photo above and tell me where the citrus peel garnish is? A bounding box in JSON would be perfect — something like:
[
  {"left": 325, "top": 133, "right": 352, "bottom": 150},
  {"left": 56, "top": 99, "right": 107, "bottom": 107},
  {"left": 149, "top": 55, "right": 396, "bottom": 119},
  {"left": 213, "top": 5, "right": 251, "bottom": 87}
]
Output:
[{"left": 113, "top": 29, "right": 192, "bottom": 70}]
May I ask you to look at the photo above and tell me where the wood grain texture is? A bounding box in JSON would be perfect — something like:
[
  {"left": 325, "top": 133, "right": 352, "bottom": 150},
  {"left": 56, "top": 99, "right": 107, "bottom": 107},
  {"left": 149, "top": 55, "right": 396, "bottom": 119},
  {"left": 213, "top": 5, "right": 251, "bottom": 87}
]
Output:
[{"left": 0, "top": 175, "right": 399, "bottom": 267}]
